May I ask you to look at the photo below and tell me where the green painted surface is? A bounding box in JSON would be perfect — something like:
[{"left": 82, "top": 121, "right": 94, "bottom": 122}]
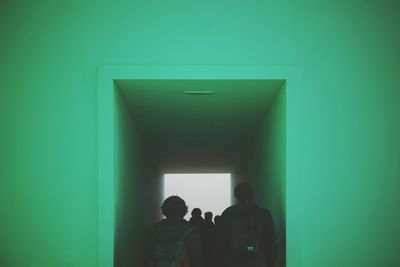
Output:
[
  {"left": 117, "top": 79, "right": 282, "bottom": 144},
  {"left": 115, "top": 78, "right": 284, "bottom": 266},
  {"left": 252, "top": 86, "right": 286, "bottom": 266},
  {"left": 1, "top": 1, "right": 400, "bottom": 267},
  {"left": 115, "top": 89, "right": 161, "bottom": 266},
  {"left": 102, "top": 67, "right": 290, "bottom": 267},
  {"left": 234, "top": 83, "right": 286, "bottom": 266}
]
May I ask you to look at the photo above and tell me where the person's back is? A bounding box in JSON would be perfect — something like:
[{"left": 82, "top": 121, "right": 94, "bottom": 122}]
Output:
[
  {"left": 189, "top": 208, "right": 205, "bottom": 229},
  {"left": 147, "top": 196, "right": 204, "bottom": 267},
  {"left": 215, "top": 183, "right": 278, "bottom": 267},
  {"left": 203, "top": 212, "right": 216, "bottom": 238},
  {"left": 203, "top": 212, "right": 216, "bottom": 266},
  {"left": 219, "top": 202, "right": 277, "bottom": 267}
]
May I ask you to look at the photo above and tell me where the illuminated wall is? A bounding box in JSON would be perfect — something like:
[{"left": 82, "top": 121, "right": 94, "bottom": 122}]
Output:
[
  {"left": 239, "top": 86, "right": 286, "bottom": 266},
  {"left": 163, "top": 173, "right": 232, "bottom": 220},
  {"left": 115, "top": 89, "right": 161, "bottom": 266},
  {"left": 1, "top": 1, "right": 399, "bottom": 267}
]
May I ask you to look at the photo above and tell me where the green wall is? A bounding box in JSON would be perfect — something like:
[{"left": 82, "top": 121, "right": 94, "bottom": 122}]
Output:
[
  {"left": 236, "top": 85, "right": 286, "bottom": 266},
  {"left": 115, "top": 89, "right": 139, "bottom": 267},
  {"left": 115, "top": 88, "right": 161, "bottom": 266},
  {"left": 259, "top": 87, "right": 286, "bottom": 266},
  {"left": 260, "top": 86, "right": 286, "bottom": 267},
  {"left": 1, "top": 1, "right": 399, "bottom": 266}
]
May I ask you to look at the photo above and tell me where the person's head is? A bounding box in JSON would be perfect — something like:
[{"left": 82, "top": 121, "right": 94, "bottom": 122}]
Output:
[
  {"left": 191, "top": 208, "right": 202, "bottom": 217},
  {"left": 214, "top": 215, "right": 221, "bottom": 225},
  {"left": 204, "top": 211, "right": 213, "bottom": 221},
  {"left": 161, "top": 196, "right": 188, "bottom": 218},
  {"left": 234, "top": 182, "right": 254, "bottom": 202}
]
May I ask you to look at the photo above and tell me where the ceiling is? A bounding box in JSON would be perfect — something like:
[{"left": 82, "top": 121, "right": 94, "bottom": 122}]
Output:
[{"left": 116, "top": 79, "right": 284, "bottom": 146}]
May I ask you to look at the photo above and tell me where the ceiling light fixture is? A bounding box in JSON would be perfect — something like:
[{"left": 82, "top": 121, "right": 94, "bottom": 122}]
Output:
[{"left": 184, "top": 90, "right": 215, "bottom": 95}]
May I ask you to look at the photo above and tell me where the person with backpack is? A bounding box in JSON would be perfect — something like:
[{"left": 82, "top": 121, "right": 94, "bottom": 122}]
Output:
[
  {"left": 215, "top": 183, "right": 278, "bottom": 267},
  {"left": 146, "top": 196, "right": 204, "bottom": 267}
]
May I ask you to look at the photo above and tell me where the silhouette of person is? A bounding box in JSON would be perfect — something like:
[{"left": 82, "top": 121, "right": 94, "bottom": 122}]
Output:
[
  {"left": 215, "top": 183, "right": 278, "bottom": 267},
  {"left": 146, "top": 196, "right": 204, "bottom": 267},
  {"left": 203, "top": 211, "right": 217, "bottom": 266},
  {"left": 189, "top": 208, "right": 205, "bottom": 231},
  {"left": 204, "top": 212, "right": 215, "bottom": 229},
  {"left": 214, "top": 215, "right": 222, "bottom": 226}
]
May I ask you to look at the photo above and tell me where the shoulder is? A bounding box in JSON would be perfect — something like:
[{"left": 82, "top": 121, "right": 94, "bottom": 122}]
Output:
[
  {"left": 153, "top": 218, "right": 167, "bottom": 226},
  {"left": 221, "top": 204, "right": 240, "bottom": 217},
  {"left": 258, "top": 206, "right": 272, "bottom": 216},
  {"left": 151, "top": 218, "right": 190, "bottom": 232},
  {"left": 225, "top": 203, "right": 272, "bottom": 218},
  {"left": 256, "top": 206, "right": 271, "bottom": 215},
  {"left": 254, "top": 206, "right": 274, "bottom": 223},
  {"left": 183, "top": 225, "right": 202, "bottom": 246}
]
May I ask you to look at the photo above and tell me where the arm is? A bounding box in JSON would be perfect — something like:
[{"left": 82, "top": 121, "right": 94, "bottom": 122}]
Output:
[
  {"left": 214, "top": 211, "right": 230, "bottom": 266},
  {"left": 261, "top": 211, "right": 278, "bottom": 267}
]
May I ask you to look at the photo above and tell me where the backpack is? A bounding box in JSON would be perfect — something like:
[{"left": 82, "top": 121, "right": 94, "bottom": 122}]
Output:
[
  {"left": 150, "top": 226, "right": 195, "bottom": 267},
  {"left": 228, "top": 210, "right": 262, "bottom": 256}
]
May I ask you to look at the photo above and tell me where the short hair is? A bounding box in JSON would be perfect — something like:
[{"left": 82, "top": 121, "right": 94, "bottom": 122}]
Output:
[
  {"left": 161, "top": 196, "right": 188, "bottom": 218},
  {"left": 191, "top": 208, "right": 202, "bottom": 217},
  {"left": 234, "top": 182, "right": 254, "bottom": 201}
]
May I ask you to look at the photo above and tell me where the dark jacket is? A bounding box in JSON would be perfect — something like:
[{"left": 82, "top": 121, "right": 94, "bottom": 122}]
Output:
[
  {"left": 215, "top": 202, "right": 278, "bottom": 267},
  {"left": 146, "top": 217, "right": 204, "bottom": 267}
]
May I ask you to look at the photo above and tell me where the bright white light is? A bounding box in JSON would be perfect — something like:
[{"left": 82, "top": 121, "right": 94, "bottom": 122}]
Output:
[{"left": 163, "top": 173, "right": 231, "bottom": 220}]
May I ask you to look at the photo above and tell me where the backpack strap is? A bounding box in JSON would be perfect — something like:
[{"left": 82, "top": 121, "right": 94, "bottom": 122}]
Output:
[
  {"left": 178, "top": 226, "right": 195, "bottom": 242},
  {"left": 251, "top": 209, "right": 262, "bottom": 251}
]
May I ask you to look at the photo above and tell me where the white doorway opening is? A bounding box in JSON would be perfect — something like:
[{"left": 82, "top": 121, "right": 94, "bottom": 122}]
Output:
[{"left": 163, "top": 173, "right": 232, "bottom": 220}]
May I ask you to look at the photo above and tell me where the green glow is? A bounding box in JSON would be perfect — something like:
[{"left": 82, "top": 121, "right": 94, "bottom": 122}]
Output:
[
  {"left": 116, "top": 79, "right": 283, "bottom": 144},
  {"left": 111, "top": 74, "right": 286, "bottom": 265},
  {"left": 1, "top": 1, "right": 400, "bottom": 267}
]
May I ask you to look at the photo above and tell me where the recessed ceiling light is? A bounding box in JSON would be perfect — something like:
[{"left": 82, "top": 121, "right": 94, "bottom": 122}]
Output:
[{"left": 184, "top": 90, "right": 215, "bottom": 95}]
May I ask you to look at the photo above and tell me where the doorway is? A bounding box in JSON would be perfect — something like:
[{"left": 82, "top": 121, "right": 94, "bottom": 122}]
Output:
[{"left": 97, "top": 65, "right": 290, "bottom": 267}]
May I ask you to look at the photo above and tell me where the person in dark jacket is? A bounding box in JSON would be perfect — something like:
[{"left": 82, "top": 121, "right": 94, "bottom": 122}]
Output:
[
  {"left": 215, "top": 183, "right": 278, "bottom": 267},
  {"left": 189, "top": 208, "right": 205, "bottom": 229},
  {"left": 203, "top": 211, "right": 217, "bottom": 266},
  {"left": 146, "top": 196, "right": 204, "bottom": 267},
  {"left": 214, "top": 215, "right": 222, "bottom": 226}
]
